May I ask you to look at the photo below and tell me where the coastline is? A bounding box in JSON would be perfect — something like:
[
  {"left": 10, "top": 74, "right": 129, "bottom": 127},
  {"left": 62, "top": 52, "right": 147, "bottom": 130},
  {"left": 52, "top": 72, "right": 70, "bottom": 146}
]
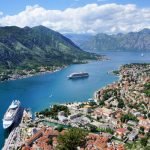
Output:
[
  {"left": 0, "top": 57, "right": 108, "bottom": 83},
  {"left": 0, "top": 66, "right": 67, "bottom": 83},
  {"left": 2, "top": 62, "right": 150, "bottom": 149}
]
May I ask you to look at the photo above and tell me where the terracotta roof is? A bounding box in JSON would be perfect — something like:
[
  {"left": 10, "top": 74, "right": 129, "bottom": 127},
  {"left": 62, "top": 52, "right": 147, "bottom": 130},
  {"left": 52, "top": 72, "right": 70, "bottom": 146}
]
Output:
[
  {"left": 25, "top": 128, "right": 46, "bottom": 145},
  {"left": 116, "top": 128, "right": 127, "bottom": 134},
  {"left": 86, "top": 133, "right": 109, "bottom": 150},
  {"left": 22, "top": 146, "right": 31, "bottom": 150},
  {"left": 116, "top": 144, "right": 125, "bottom": 150}
]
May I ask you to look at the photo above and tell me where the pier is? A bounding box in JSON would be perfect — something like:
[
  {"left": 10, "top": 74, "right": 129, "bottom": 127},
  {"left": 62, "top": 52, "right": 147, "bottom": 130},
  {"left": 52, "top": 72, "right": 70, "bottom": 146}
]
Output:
[
  {"left": 2, "top": 109, "right": 30, "bottom": 150},
  {"left": 2, "top": 127, "right": 22, "bottom": 150}
]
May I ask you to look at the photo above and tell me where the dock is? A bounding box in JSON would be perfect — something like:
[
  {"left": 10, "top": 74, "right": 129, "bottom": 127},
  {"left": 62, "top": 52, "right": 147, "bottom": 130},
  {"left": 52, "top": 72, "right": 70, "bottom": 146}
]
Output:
[
  {"left": 2, "top": 108, "right": 31, "bottom": 150},
  {"left": 2, "top": 127, "right": 22, "bottom": 150}
]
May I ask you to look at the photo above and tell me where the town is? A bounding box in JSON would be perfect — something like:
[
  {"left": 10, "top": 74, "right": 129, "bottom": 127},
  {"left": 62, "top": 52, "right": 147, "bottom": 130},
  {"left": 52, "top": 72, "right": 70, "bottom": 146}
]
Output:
[{"left": 3, "top": 63, "right": 150, "bottom": 150}]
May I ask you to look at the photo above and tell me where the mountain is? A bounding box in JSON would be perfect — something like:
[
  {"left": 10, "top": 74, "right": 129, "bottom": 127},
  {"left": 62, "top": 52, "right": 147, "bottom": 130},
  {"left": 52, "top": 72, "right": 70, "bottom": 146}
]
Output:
[
  {"left": 64, "top": 33, "right": 93, "bottom": 50},
  {"left": 65, "top": 29, "right": 150, "bottom": 51},
  {"left": 0, "top": 26, "right": 99, "bottom": 70},
  {"left": 0, "top": 26, "right": 100, "bottom": 81}
]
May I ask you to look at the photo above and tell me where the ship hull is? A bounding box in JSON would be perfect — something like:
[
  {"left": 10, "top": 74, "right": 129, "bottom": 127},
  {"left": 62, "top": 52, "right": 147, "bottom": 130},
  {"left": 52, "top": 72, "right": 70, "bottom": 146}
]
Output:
[
  {"left": 68, "top": 75, "right": 89, "bottom": 79},
  {"left": 68, "top": 72, "right": 89, "bottom": 79},
  {"left": 3, "top": 120, "right": 13, "bottom": 129},
  {"left": 3, "top": 107, "right": 21, "bottom": 129},
  {"left": 2, "top": 100, "right": 22, "bottom": 130}
]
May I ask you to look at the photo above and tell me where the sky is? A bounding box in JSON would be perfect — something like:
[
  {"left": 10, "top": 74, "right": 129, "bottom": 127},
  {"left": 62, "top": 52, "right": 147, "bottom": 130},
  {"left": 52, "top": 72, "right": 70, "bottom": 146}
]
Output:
[{"left": 0, "top": 0, "right": 150, "bottom": 34}]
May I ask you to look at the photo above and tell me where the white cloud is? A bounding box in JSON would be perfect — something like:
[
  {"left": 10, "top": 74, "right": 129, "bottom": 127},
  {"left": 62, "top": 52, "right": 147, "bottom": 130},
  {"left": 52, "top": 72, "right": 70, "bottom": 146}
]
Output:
[{"left": 0, "top": 3, "right": 150, "bottom": 34}]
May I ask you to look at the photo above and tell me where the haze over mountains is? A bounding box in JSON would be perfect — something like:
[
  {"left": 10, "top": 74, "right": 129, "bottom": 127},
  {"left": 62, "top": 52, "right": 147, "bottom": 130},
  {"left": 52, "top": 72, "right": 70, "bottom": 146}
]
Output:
[
  {"left": 65, "top": 29, "right": 150, "bottom": 51},
  {"left": 0, "top": 25, "right": 98, "bottom": 71}
]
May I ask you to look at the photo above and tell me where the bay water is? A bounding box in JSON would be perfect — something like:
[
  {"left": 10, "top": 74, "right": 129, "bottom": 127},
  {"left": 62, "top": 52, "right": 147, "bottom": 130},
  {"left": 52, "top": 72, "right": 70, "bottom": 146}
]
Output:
[{"left": 0, "top": 50, "right": 150, "bottom": 148}]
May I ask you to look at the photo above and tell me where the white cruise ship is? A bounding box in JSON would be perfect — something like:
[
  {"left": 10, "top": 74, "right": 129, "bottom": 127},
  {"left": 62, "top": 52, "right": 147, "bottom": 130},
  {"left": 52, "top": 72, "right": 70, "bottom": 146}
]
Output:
[
  {"left": 68, "top": 72, "right": 89, "bottom": 79},
  {"left": 3, "top": 100, "right": 21, "bottom": 129}
]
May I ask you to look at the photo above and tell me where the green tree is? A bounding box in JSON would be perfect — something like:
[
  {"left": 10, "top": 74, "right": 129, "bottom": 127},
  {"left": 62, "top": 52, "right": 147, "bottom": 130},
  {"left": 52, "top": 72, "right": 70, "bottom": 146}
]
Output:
[
  {"left": 99, "top": 100, "right": 105, "bottom": 106},
  {"left": 140, "top": 126, "right": 145, "bottom": 132},
  {"left": 148, "top": 113, "right": 150, "bottom": 118},
  {"left": 140, "top": 137, "right": 148, "bottom": 147},
  {"left": 127, "top": 126, "right": 132, "bottom": 131},
  {"left": 47, "top": 138, "right": 53, "bottom": 145},
  {"left": 57, "top": 128, "right": 88, "bottom": 150},
  {"left": 39, "top": 105, "right": 70, "bottom": 118},
  {"left": 89, "top": 101, "right": 97, "bottom": 107},
  {"left": 57, "top": 126, "right": 64, "bottom": 132},
  {"left": 117, "top": 99, "right": 125, "bottom": 108},
  {"left": 88, "top": 124, "right": 97, "bottom": 132},
  {"left": 121, "top": 113, "right": 138, "bottom": 123},
  {"left": 143, "top": 83, "right": 150, "bottom": 97}
]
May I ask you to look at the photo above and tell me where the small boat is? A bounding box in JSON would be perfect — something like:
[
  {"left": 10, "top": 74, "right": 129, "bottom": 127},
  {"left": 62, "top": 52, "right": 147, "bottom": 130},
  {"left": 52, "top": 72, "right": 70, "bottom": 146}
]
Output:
[{"left": 67, "top": 72, "right": 89, "bottom": 79}]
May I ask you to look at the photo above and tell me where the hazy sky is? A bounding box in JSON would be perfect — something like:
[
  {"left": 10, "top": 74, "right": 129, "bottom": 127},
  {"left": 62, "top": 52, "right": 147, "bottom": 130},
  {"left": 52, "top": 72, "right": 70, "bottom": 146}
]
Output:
[{"left": 0, "top": 0, "right": 150, "bottom": 34}]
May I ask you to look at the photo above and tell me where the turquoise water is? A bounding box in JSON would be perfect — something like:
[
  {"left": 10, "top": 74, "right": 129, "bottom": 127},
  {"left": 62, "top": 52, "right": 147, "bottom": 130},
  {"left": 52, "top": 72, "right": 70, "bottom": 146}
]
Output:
[{"left": 0, "top": 51, "right": 150, "bottom": 148}]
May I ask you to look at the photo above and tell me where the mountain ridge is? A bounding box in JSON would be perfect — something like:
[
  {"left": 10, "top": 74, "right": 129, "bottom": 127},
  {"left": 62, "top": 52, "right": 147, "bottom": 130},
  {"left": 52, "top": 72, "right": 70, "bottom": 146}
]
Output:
[
  {"left": 65, "top": 28, "right": 150, "bottom": 51},
  {"left": 0, "top": 25, "right": 100, "bottom": 81}
]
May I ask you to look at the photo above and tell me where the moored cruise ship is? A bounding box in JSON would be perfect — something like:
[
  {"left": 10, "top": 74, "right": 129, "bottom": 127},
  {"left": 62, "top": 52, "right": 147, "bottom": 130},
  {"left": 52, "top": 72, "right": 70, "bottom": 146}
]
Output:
[
  {"left": 3, "top": 100, "right": 21, "bottom": 129},
  {"left": 68, "top": 72, "right": 89, "bottom": 79}
]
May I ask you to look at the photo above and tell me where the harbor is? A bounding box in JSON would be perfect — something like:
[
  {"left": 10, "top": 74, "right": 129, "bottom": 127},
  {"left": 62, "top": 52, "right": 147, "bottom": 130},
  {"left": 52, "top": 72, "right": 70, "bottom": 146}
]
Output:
[
  {"left": 0, "top": 51, "right": 150, "bottom": 148},
  {"left": 2, "top": 63, "right": 150, "bottom": 149},
  {"left": 2, "top": 109, "right": 32, "bottom": 150}
]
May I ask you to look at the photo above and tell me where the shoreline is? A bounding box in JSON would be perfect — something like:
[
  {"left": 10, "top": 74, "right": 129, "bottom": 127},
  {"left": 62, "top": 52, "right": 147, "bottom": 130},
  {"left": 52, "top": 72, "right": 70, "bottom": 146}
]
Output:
[
  {"left": 0, "top": 57, "right": 108, "bottom": 83},
  {"left": 0, "top": 66, "right": 66, "bottom": 83},
  {"left": 2, "top": 63, "right": 150, "bottom": 150}
]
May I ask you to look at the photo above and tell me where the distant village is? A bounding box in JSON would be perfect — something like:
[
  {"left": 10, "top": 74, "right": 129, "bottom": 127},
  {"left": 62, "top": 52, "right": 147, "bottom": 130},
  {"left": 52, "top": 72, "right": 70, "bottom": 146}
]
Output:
[
  {"left": 3, "top": 63, "right": 150, "bottom": 150},
  {"left": 0, "top": 66, "right": 65, "bottom": 82}
]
